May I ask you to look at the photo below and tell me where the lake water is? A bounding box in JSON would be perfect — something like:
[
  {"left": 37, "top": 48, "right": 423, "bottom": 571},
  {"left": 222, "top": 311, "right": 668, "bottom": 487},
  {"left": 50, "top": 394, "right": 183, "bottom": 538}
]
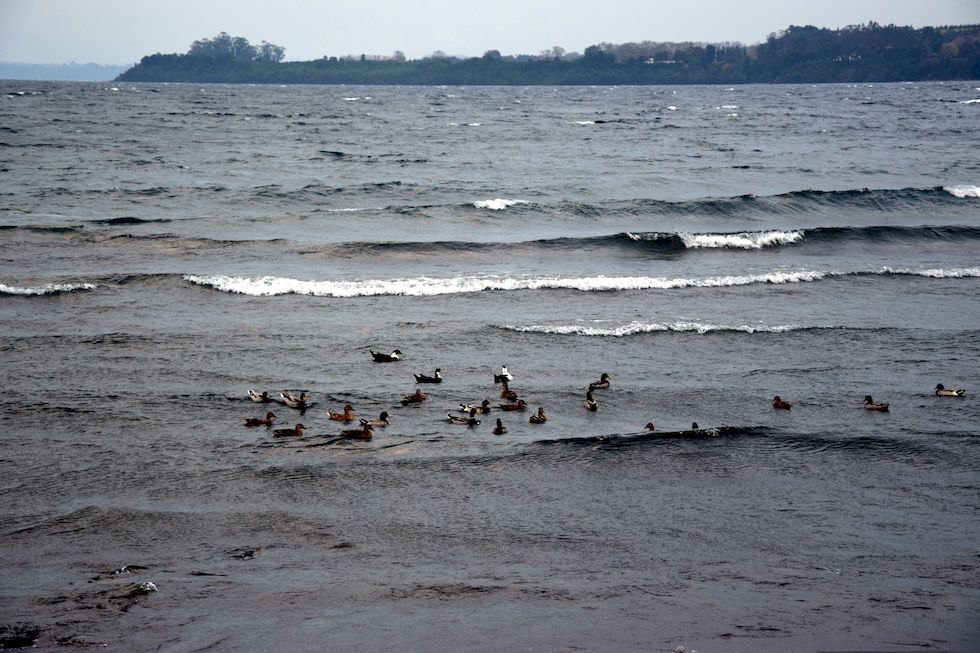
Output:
[{"left": 1, "top": 79, "right": 979, "bottom": 651}]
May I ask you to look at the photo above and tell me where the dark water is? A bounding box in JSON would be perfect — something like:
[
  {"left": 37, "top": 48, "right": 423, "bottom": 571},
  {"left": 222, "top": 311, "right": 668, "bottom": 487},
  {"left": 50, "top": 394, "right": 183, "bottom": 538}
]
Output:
[{"left": 1, "top": 80, "right": 979, "bottom": 651}]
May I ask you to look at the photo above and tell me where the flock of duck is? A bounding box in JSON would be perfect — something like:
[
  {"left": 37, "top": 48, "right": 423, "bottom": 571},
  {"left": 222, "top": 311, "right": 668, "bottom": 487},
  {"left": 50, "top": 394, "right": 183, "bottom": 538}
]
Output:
[{"left": 242, "top": 349, "right": 968, "bottom": 442}]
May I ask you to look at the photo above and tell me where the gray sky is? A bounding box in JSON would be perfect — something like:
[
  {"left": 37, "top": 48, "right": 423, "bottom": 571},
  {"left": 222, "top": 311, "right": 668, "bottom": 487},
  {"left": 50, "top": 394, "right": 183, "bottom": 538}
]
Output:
[{"left": 1, "top": 0, "right": 978, "bottom": 65}]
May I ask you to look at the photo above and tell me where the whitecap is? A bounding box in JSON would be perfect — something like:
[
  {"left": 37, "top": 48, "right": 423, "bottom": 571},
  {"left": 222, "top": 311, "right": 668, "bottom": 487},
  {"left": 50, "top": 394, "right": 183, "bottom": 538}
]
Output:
[
  {"left": 572, "top": 120, "right": 596, "bottom": 125},
  {"left": 879, "top": 266, "right": 980, "bottom": 278},
  {"left": 498, "top": 321, "right": 820, "bottom": 337},
  {"left": 0, "top": 282, "right": 97, "bottom": 296},
  {"left": 960, "top": 99, "right": 980, "bottom": 104},
  {"left": 473, "top": 198, "right": 528, "bottom": 210},
  {"left": 943, "top": 185, "right": 980, "bottom": 198},
  {"left": 679, "top": 230, "right": 805, "bottom": 249}
]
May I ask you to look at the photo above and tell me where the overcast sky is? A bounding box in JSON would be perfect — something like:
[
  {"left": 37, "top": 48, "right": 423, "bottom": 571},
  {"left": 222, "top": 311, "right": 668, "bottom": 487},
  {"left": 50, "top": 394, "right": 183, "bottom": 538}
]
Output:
[{"left": 1, "top": 0, "right": 978, "bottom": 65}]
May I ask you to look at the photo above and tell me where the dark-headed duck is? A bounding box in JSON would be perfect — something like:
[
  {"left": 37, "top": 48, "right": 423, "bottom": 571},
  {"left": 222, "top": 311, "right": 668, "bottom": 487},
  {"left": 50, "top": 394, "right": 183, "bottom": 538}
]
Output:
[
  {"left": 248, "top": 389, "right": 272, "bottom": 403},
  {"left": 281, "top": 391, "right": 308, "bottom": 409},
  {"left": 360, "top": 411, "right": 390, "bottom": 427},
  {"left": 588, "top": 373, "right": 611, "bottom": 391},
  {"left": 529, "top": 407, "right": 548, "bottom": 424},
  {"left": 500, "top": 381, "right": 518, "bottom": 402},
  {"left": 498, "top": 399, "right": 527, "bottom": 411},
  {"left": 584, "top": 390, "right": 598, "bottom": 412},
  {"left": 459, "top": 399, "right": 491, "bottom": 415},
  {"left": 340, "top": 424, "right": 373, "bottom": 440},
  {"left": 935, "top": 383, "right": 965, "bottom": 397},
  {"left": 863, "top": 396, "right": 889, "bottom": 412},
  {"left": 447, "top": 410, "right": 480, "bottom": 426},
  {"left": 402, "top": 389, "right": 427, "bottom": 405},
  {"left": 273, "top": 423, "right": 305, "bottom": 437},
  {"left": 772, "top": 395, "right": 792, "bottom": 410},
  {"left": 243, "top": 411, "right": 276, "bottom": 427},
  {"left": 492, "top": 418, "right": 507, "bottom": 435}
]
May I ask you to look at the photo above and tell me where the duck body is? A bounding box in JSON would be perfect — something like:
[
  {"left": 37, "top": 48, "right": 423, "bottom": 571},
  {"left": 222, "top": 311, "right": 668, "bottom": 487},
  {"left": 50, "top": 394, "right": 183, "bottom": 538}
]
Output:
[
  {"left": 498, "top": 399, "right": 527, "bottom": 411},
  {"left": 402, "top": 390, "right": 427, "bottom": 405},
  {"left": 493, "top": 366, "right": 514, "bottom": 384},
  {"left": 492, "top": 419, "right": 507, "bottom": 435},
  {"left": 459, "top": 399, "right": 491, "bottom": 415},
  {"left": 863, "top": 396, "right": 889, "bottom": 412},
  {"left": 645, "top": 422, "right": 656, "bottom": 431},
  {"left": 281, "top": 391, "right": 308, "bottom": 409},
  {"left": 447, "top": 412, "right": 480, "bottom": 426},
  {"left": 243, "top": 411, "right": 277, "bottom": 427},
  {"left": 584, "top": 390, "right": 598, "bottom": 412},
  {"left": 328, "top": 404, "right": 355, "bottom": 422},
  {"left": 772, "top": 395, "right": 792, "bottom": 410},
  {"left": 499, "top": 381, "right": 518, "bottom": 402},
  {"left": 371, "top": 349, "right": 402, "bottom": 362},
  {"left": 340, "top": 424, "right": 373, "bottom": 440},
  {"left": 360, "top": 411, "right": 390, "bottom": 428},
  {"left": 248, "top": 389, "right": 272, "bottom": 403},
  {"left": 414, "top": 369, "right": 442, "bottom": 383},
  {"left": 273, "top": 423, "right": 305, "bottom": 437},
  {"left": 529, "top": 408, "right": 548, "bottom": 424},
  {"left": 588, "top": 373, "right": 611, "bottom": 391},
  {"left": 935, "top": 383, "right": 965, "bottom": 397}
]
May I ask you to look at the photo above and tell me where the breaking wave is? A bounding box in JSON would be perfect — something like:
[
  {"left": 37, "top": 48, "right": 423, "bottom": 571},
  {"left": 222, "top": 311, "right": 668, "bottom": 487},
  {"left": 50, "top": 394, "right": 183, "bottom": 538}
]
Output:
[
  {"left": 0, "top": 282, "right": 97, "bottom": 296},
  {"left": 496, "top": 322, "right": 839, "bottom": 336}
]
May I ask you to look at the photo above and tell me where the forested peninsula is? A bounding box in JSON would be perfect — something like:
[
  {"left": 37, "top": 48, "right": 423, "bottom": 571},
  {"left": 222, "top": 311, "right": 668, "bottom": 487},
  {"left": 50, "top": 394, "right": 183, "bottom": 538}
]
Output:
[{"left": 116, "top": 24, "right": 980, "bottom": 85}]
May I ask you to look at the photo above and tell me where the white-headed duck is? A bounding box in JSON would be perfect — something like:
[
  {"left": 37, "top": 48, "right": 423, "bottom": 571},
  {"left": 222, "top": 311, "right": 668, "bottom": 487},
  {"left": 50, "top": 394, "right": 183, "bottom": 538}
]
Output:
[
  {"left": 459, "top": 399, "right": 491, "bottom": 415},
  {"left": 281, "top": 391, "right": 308, "bottom": 409},
  {"left": 328, "top": 404, "right": 355, "bottom": 422},
  {"left": 340, "top": 423, "right": 373, "bottom": 440},
  {"left": 414, "top": 369, "right": 442, "bottom": 383},
  {"left": 772, "top": 395, "right": 792, "bottom": 410},
  {"left": 492, "top": 418, "right": 507, "bottom": 435},
  {"left": 273, "top": 423, "right": 305, "bottom": 437},
  {"left": 243, "top": 411, "right": 276, "bottom": 427},
  {"left": 935, "top": 383, "right": 965, "bottom": 397},
  {"left": 584, "top": 390, "right": 598, "bottom": 412},
  {"left": 402, "top": 389, "right": 427, "bottom": 405},
  {"left": 371, "top": 349, "right": 402, "bottom": 362},
  {"left": 248, "top": 389, "right": 272, "bottom": 403},
  {"left": 360, "top": 411, "right": 390, "bottom": 427},
  {"left": 529, "top": 407, "right": 548, "bottom": 424},
  {"left": 588, "top": 373, "right": 611, "bottom": 391},
  {"left": 498, "top": 399, "right": 527, "bottom": 411},
  {"left": 863, "top": 396, "right": 889, "bottom": 412}
]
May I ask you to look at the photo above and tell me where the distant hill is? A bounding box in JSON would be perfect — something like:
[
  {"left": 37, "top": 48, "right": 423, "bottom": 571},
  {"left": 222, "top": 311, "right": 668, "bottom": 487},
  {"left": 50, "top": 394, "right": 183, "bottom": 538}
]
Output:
[
  {"left": 1, "top": 62, "right": 130, "bottom": 82},
  {"left": 117, "top": 23, "right": 980, "bottom": 85}
]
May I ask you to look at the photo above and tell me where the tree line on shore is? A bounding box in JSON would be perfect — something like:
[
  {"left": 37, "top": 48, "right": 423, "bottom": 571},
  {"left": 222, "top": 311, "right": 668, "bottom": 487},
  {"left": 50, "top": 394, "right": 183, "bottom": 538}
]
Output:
[{"left": 116, "top": 23, "right": 980, "bottom": 85}]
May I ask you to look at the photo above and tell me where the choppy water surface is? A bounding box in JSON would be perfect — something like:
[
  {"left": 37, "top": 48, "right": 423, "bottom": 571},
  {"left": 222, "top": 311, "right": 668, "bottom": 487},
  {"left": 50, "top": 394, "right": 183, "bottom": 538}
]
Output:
[{"left": 1, "top": 80, "right": 979, "bottom": 651}]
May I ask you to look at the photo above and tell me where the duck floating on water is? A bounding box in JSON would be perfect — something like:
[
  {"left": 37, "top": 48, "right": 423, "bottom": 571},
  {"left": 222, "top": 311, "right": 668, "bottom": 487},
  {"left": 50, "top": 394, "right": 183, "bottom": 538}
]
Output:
[
  {"left": 645, "top": 422, "right": 656, "bottom": 431},
  {"left": 243, "top": 411, "right": 276, "bottom": 427},
  {"left": 529, "top": 407, "right": 548, "bottom": 424},
  {"left": 492, "top": 418, "right": 507, "bottom": 435},
  {"left": 493, "top": 365, "right": 514, "bottom": 384},
  {"left": 414, "top": 369, "right": 442, "bottom": 383},
  {"left": 402, "top": 389, "right": 427, "bottom": 405},
  {"left": 360, "top": 411, "right": 390, "bottom": 427},
  {"left": 447, "top": 410, "right": 480, "bottom": 426},
  {"left": 772, "top": 395, "right": 792, "bottom": 410},
  {"left": 863, "top": 396, "right": 889, "bottom": 412},
  {"left": 281, "top": 391, "right": 308, "bottom": 409},
  {"left": 459, "top": 399, "right": 491, "bottom": 415},
  {"left": 273, "top": 423, "right": 305, "bottom": 437},
  {"left": 340, "top": 424, "right": 373, "bottom": 440},
  {"left": 588, "top": 373, "right": 611, "bottom": 391},
  {"left": 935, "top": 383, "right": 965, "bottom": 397},
  {"left": 499, "top": 381, "right": 518, "bottom": 402},
  {"left": 328, "top": 404, "right": 355, "bottom": 422},
  {"left": 371, "top": 349, "right": 402, "bottom": 362},
  {"left": 248, "top": 389, "right": 272, "bottom": 403},
  {"left": 584, "top": 390, "right": 598, "bottom": 412},
  {"left": 498, "top": 399, "right": 527, "bottom": 411}
]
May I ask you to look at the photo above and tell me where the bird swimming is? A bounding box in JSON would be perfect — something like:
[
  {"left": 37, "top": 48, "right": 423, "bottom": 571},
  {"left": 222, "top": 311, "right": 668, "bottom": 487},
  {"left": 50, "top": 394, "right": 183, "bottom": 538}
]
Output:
[
  {"left": 529, "top": 407, "right": 547, "bottom": 424},
  {"left": 248, "top": 389, "right": 272, "bottom": 403},
  {"left": 588, "top": 373, "right": 611, "bottom": 390},
  {"left": 584, "top": 390, "right": 598, "bottom": 412},
  {"left": 863, "top": 395, "right": 889, "bottom": 412},
  {"left": 459, "top": 399, "right": 492, "bottom": 414},
  {"left": 414, "top": 369, "right": 443, "bottom": 383},
  {"left": 328, "top": 404, "right": 355, "bottom": 422},
  {"left": 281, "top": 391, "right": 308, "bottom": 409},
  {"left": 339, "top": 424, "right": 373, "bottom": 440},
  {"left": 498, "top": 399, "right": 527, "bottom": 411},
  {"left": 243, "top": 411, "right": 276, "bottom": 427},
  {"left": 402, "top": 389, "right": 427, "bottom": 405},
  {"left": 935, "top": 383, "right": 965, "bottom": 397},
  {"left": 492, "top": 418, "right": 507, "bottom": 435},
  {"left": 360, "top": 411, "right": 390, "bottom": 427},
  {"left": 493, "top": 365, "right": 514, "bottom": 383},
  {"left": 273, "top": 423, "right": 305, "bottom": 437},
  {"left": 371, "top": 349, "right": 402, "bottom": 362},
  {"left": 772, "top": 395, "right": 792, "bottom": 410}
]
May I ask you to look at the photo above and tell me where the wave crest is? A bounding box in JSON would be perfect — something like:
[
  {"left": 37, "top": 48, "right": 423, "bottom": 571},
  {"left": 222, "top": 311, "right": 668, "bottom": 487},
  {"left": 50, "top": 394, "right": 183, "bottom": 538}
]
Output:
[
  {"left": 0, "top": 282, "right": 97, "bottom": 296},
  {"left": 498, "top": 322, "right": 831, "bottom": 336},
  {"left": 943, "top": 185, "right": 980, "bottom": 199},
  {"left": 473, "top": 198, "right": 528, "bottom": 210}
]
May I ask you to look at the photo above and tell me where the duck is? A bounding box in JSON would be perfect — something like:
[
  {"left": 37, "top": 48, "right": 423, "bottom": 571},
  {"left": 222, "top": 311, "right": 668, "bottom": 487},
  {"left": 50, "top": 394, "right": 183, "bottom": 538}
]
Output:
[
  {"left": 360, "top": 411, "right": 390, "bottom": 427},
  {"left": 493, "top": 365, "right": 514, "bottom": 384},
  {"left": 401, "top": 389, "right": 427, "bottom": 405},
  {"left": 691, "top": 422, "right": 699, "bottom": 430},
  {"left": 935, "top": 383, "right": 965, "bottom": 397},
  {"left": 772, "top": 395, "right": 792, "bottom": 410},
  {"left": 248, "top": 389, "right": 272, "bottom": 403},
  {"left": 243, "top": 411, "right": 276, "bottom": 427},
  {"left": 588, "top": 373, "right": 611, "bottom": 391},
  {"left": 281, "top": 391, "right": 308, "bottom": 409},
  {"left": 414, "top": 368, "right": 443, "bottom": 383},
  {"left": 584, "top": 390, "right": 598, "bottom": 412},
  {"left": 273, "top": 423, "right": 305, "bottom": 437},
  {"left": 459, "top": 399, "right": 492, "bottom": 415},
  {"left": 447, "top": 410, "right": 480, "bottom": 426},
  {"left": 327, "top": 404, "right": 355, "bottom": 422},
  {"left": 371, "top": 349, "right": 402, "bottom": 362},
  {"left": 863, "top": 395, "right": 889, "bottom": 412},
  {"left": 340, "top": 423, "right": 373, "bottom": 440},
  {"left": 498, "top": 399, "right": 528, "bottom": 411},
  {"left": 499, "top": 381, "right": 518, "bottom": 402},
  {"left": 645, "top": 422, "right": 656, "bottom": 431},
  {"left": 492, "top": 418, "right": 507, "bottom": 435},
  {"left": 529, "top": 407, "right": 548, "bottom": 424}
]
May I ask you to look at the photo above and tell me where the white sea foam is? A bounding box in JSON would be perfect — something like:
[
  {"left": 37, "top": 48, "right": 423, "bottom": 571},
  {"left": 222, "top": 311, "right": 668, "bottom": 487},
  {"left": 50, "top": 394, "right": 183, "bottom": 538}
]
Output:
[
  {"left": 679, "top": 230, "right": 804, "bottom": 249},
  {"left": 498, "top": 321, "right": 820, "bottom": 336},
  {"left": 943, "top": 185, "right": 980, "bottom": 198},
  {"left": 0, "top": 282, "right": 97, "bottom": 296},
  {"left": 573, "top": 120, "right": 596, "bottom": 125},
  {"left": 880, "top": 266, "right": 980, "bottom": 278},
  {"left": 473, "top": 198, "right": 529, "bottom": 210},
  {"left": 960, "top": 99, "right": 980, "bottom": 104}
]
